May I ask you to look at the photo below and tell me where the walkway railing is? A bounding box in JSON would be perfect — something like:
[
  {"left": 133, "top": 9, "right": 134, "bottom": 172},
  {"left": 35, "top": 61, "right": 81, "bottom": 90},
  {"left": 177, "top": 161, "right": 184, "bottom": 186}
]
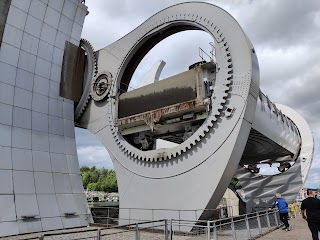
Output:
[
  {"left": 91, "top": 206, "right": 233, "bottom": 226},
  {"left": 209, "top": 209, "right": 281, "bottom": 239},
  {"left": 37, "top": 209, "right": 281, "bottom": 240}
]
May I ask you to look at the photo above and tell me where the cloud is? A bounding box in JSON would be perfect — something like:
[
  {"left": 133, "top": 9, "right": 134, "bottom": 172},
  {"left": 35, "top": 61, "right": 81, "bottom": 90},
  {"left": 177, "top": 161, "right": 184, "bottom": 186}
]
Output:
[
  {"left": 305, "top": 168, "right": 320, "bottom": 189},
  {"left": 79, "top": 0, "right": 320, "bottom": 188},
  {"left": 304, "top": 139, "right": 320, "bottom": 188},
  {"left": 236, "top": 0, "right": 320, "bottom": 49},
  {"left": 75, "top": 128, "right": 114, "bottom": 169},
  {"left": 75, "top": 128, "right": 104, "bottom": 148},
  {"left": 131, "top": 30, "right": 213, "bottom": 88},
  {"left": 77, "top": 145, "right": 114, "bottom": 169}
]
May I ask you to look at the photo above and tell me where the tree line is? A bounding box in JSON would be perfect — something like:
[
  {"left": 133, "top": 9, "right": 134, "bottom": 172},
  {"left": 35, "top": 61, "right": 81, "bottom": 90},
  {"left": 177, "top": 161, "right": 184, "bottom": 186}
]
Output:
[{"left": 80, "top": 166, "right": 118, "bottom": 192}]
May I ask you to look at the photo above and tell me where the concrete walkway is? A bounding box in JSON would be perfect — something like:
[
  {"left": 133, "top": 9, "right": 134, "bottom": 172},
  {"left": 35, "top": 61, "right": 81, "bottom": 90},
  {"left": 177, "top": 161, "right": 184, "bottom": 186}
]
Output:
[{"left": 259, "top": 216, "right": 314, "bottom": 240}]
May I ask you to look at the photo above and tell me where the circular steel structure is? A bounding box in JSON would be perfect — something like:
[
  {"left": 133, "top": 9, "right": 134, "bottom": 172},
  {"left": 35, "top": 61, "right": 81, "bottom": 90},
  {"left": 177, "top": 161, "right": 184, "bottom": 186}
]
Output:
[{"left": 76, "top": 2, "right": 313, "bottom": 222}]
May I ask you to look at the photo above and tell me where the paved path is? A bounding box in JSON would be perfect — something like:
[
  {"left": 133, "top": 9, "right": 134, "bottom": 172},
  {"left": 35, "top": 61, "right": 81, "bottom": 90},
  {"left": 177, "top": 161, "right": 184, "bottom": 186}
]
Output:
[{"left": 258, "top": 216, "right": 314, "bottom": 240}]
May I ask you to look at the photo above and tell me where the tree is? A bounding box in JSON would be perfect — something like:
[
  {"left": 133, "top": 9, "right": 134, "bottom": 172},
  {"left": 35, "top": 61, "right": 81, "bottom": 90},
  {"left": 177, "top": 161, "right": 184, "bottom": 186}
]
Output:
[
  {"left": 230, "top": 176, "right": 242, "bottom": 189},
  {"left": 87, "top": 182, "right": 98, "bottom": 191},
  {"left": 99, "top": 168, "right": 109, "bottom": 178},
  {"left": 82, "top": 172, "right": 91, "bottom": 189},
  {"left": 80, "top": 166, "right": 90, "bottom": 172},
  {"left": 106, "top": 170, "right": 118, "bottom": 192},
  {"left": 80, "top": 166, "right": 118, "bottom": 192},
  {"left": 90, "top": 170, "right": 100, "bottom": 183}
]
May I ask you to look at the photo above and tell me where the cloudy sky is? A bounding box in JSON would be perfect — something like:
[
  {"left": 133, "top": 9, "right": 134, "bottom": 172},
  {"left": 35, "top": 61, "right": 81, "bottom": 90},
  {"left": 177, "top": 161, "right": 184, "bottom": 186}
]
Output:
[{"left": 77, "top": 0, "right": 320, "bottom": 188}]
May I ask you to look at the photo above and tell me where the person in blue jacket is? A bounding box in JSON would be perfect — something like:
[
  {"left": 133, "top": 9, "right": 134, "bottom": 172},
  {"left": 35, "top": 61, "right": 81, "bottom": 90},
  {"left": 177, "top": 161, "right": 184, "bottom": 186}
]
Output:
[{"left": 270, "top": 193, "right": 292, "bottom": 231}]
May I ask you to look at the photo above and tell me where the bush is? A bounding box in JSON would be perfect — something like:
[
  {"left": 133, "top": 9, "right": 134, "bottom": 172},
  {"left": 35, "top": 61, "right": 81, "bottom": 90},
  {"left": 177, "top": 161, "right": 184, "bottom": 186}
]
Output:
[{"left": 80, "top": 166, "right": 118, "bottom": 192}]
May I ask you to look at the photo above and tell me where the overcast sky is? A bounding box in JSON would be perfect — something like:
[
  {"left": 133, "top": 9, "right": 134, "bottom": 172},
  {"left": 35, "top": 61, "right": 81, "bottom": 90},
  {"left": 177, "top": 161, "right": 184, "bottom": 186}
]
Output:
[{"left": 78, "top": 0, "right": 320, "bottom": 189}]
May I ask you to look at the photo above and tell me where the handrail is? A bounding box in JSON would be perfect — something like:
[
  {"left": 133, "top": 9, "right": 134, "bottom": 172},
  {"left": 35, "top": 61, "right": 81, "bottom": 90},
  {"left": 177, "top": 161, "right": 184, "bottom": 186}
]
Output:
[
  {"left": 38, "top": 209, "right": 281, "bottom": 240},
  {"left": 90, "top": 206, "right": 229, "bottom": 211}
]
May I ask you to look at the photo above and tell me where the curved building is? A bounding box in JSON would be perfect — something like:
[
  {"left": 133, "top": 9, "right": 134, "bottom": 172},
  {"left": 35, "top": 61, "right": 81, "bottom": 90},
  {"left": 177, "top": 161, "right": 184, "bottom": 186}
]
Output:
[{"left": 0, "top": 0, "right": 90, "bottom": 236}]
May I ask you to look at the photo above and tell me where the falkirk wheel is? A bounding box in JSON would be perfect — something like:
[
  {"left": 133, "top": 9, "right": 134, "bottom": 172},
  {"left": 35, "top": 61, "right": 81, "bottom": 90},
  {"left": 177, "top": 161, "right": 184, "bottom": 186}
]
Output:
[
  {"left": 74, "top": 2, "right": 314, "bottom": 222},
  {"left": 0, "top": 0, "right": 314, "bottom": 236}
]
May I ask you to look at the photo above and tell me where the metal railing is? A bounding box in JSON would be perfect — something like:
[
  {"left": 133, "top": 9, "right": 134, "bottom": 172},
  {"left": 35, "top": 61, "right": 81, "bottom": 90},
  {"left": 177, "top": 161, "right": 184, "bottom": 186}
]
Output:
[
  {"left": 91, "top": 206, "right": 233, "bottom": 226},
  {"left": 38, "top": 220, "right": 169, "bottom": 240},
  {"left": 167, "top": 209, "right": 281, "bottom": 239},
  {"left": 209, "top": 209, "right": 281, "bottom": 240},
  {"left": 37, "top": 209, "right": 281, "bottom": 240}
]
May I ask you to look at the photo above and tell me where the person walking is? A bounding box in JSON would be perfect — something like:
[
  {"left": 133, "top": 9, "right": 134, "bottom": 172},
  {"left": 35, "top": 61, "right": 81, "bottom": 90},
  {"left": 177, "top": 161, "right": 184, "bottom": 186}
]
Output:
[
  {"left": 301, "top": 189, "right": 320, "bottom": 240},
  {"left": 270, "top": 193, "right": 291, "bottom": 231}
]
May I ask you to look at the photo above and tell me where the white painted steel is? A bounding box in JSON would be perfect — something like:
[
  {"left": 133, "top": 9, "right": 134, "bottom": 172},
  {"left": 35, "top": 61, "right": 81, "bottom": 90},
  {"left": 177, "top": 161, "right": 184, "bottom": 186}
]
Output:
[
  {"left": 252, "top": 97, "right": 300, "bottom": 156},
  {"left": 75, "top": 1, "right": 312, "bottom": 226},
  {"left": 78, "top": 2, "right": 259, "bottom": 224},
  {"left": 136, "top": 60, "right": 166, "bottom": 88},
  {"left": 276, "top": 104, "right": 314, "bottom": 183},
  {"left": 235, "top": 104, "right": 313, "bottom": 211}
]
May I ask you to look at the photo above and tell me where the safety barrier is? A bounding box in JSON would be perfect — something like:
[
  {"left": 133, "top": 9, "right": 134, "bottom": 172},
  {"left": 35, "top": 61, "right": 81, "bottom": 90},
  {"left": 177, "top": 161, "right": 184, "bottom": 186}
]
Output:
[
  {"left": 37, "top": 209, "right": 281, "bottom": 240},
  {"left": 91, "top": 206, "right": 233, "bottom": 226}
]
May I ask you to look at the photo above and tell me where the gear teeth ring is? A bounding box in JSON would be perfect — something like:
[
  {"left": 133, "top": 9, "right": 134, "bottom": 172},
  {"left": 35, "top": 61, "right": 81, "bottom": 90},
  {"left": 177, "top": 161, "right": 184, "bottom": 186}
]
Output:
[
  {"left": 110, "top": 33, "right": 233, "bottom": 162},
  {"left": 75, "top": 39, "right": 98, "bottom": 120}
]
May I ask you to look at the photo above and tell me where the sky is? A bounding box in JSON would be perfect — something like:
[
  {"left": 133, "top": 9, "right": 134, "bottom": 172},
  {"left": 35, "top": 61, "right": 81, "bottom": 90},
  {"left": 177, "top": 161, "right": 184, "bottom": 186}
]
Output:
[{"left": 77, "top": 0, "right": 320, "bottom": 189}]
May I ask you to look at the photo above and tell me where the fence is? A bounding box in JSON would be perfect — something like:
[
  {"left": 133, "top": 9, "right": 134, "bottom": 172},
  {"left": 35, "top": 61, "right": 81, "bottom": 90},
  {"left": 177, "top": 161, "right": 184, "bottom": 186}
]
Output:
[
  {"left": 38, "top": 220, "right": 170, "bottom": 240},
  {"left": 91, "top": 206, "right": 233, "bottom": 226},
  {"left": 38, "top": 209, "right": 281, "bottom": 240},
  {"left": 209, "top": 209, "right": 281, "bottom": 239}
]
